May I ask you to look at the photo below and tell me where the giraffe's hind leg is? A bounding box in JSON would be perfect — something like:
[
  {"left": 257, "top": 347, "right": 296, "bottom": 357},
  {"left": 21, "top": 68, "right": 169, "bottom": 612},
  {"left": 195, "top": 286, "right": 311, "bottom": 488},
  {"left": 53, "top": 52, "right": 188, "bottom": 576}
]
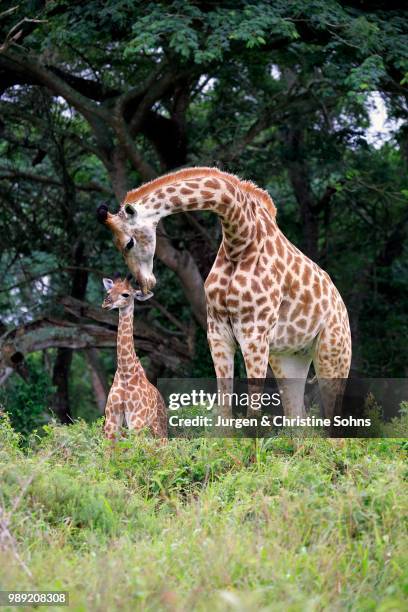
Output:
[
  {"left": 269, "top": 353, "right": 313, "bottom": 418},
  {"left": 313, "top": 321, "right": 352, "bottom": 424}
]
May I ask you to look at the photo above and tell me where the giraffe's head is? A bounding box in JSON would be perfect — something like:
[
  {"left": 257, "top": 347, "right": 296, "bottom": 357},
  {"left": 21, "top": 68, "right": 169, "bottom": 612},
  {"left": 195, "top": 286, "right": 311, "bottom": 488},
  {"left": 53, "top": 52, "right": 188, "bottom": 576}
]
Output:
[
  {"left": 97, "top": 202, "right": 158, "bottom": 296},
  {"left": 101, "top": 274, "right": 153, "bottom": 310}
]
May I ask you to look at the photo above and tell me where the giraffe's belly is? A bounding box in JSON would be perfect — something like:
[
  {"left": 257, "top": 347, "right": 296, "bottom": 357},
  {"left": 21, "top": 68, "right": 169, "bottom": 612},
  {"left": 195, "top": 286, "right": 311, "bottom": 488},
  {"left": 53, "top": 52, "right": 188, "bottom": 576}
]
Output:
[
  {"left": 268, "top": 316, "right": 322, "bottom": 356},
  {"left": 207, "top": 277, "right": 327, "bottom": 357},
  {"left": 228, "top": 309, "right": 323, "bottom": 351},
  {"left": 268, "top": 334, "right": 317, "bottom": 357}
]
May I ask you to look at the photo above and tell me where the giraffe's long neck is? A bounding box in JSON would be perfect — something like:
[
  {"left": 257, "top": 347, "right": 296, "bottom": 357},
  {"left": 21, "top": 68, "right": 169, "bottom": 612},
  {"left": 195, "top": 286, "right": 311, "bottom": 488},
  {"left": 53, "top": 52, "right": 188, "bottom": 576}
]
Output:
[
  {"left": 147, "top": 177, "right": 260, "bottom": 260},
  {"left": 117, "top": 303, "right": 140, "bottom": 375}
]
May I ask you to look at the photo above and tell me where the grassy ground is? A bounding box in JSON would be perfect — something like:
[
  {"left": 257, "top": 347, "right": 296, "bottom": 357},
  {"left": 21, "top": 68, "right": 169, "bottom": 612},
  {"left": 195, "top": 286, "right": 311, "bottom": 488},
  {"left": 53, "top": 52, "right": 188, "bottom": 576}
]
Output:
[{"left": 0, "top": 417, "right": 407, "bottom": 611}]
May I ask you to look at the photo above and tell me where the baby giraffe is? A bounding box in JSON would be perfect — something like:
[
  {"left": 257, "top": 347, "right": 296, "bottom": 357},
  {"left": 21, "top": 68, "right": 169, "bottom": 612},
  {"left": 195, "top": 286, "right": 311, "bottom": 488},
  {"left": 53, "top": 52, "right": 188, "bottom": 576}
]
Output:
[{"left": 101, "top": 274, "right": 167, "bottom": 440}]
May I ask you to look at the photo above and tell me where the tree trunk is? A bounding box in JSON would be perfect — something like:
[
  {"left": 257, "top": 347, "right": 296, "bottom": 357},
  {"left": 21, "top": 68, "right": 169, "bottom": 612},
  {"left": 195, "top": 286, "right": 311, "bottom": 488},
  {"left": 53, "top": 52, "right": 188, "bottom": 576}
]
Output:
[
  {"left": 52, "top": 348, "right": 73, "bottom": 423},
  {"left": 286, "top": 125, "right": 320, "bottom": 262},
  {"left": 0, "top": 301, "right": 192, "bottom": 382},
  {"left": 51, "top": 240, "right": 88, "bottom": 423},
  {"left": 84, "top": 348, "right": 108, "bottom": 413}
]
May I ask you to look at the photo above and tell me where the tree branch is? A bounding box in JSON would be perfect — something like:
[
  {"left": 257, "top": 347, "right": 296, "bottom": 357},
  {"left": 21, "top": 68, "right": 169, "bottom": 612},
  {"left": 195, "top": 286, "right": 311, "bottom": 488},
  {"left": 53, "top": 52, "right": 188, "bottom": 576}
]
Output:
[
  {"left": 0, "top": 305, "right": 191, "bottom": 383},
  {"left": 0, "top": 48, "right": 110, "bottom": 123},
  {"left": 155, "top": 227, "right": 207, "bottom": 329},
  {"left": 0, "top": 166, "right": 111, "bottom": 194},
  {"left": 311, "top": 183, "right": 341, "bottom": 214},
  {"left": 0, "top": 266, "right": 105, "bottom": 294},
  {"left": 59, "top": 296, "right": 191, "bottom": 355}
]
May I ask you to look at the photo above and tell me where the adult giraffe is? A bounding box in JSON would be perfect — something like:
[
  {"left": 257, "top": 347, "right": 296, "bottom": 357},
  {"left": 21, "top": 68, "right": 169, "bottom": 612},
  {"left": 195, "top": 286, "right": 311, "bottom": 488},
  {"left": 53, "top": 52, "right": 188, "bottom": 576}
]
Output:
[{"left": 97, "top": 167, "right": 351, "bottom": 419}]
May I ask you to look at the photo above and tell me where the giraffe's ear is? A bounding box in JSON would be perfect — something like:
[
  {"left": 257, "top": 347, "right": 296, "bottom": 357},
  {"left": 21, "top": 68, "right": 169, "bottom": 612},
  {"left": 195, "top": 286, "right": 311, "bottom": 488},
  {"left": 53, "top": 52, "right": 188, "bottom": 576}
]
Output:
[
  {"left": 134, "top": 289, "right": 154, "bottom": 301},
  {"left": 103, "top": 278, "right": 114, "bottom": 291}
]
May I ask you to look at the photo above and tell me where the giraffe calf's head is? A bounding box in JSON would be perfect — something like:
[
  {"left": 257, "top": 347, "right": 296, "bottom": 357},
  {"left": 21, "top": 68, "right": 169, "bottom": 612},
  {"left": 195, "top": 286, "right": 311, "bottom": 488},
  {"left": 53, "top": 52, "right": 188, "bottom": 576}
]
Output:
[{"left": 102, "top": 275, "right": 153, "bottom": 310}]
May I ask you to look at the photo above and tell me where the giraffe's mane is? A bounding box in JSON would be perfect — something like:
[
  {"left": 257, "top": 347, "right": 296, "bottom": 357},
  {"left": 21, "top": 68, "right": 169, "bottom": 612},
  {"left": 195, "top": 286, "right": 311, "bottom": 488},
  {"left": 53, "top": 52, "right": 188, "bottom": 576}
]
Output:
[{"left": 122, "top": 167, "right": 277, "bottom": 217}]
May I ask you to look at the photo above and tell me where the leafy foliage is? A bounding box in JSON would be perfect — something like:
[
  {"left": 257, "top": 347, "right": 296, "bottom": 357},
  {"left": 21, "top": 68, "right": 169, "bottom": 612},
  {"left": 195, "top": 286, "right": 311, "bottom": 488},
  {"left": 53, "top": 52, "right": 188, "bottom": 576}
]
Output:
[{"left": 0, "top": 355, "right": 55, "bottom": 437}]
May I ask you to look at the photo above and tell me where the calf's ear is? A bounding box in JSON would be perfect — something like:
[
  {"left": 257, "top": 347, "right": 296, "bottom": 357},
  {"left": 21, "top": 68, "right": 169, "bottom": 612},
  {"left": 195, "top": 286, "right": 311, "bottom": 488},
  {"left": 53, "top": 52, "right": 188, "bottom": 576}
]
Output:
[
  {"left": 103, "top": 278, "right": 114, "bottom": 291},
  {"left": 134, "top": 290, "right": 153, "bottom": 301}
]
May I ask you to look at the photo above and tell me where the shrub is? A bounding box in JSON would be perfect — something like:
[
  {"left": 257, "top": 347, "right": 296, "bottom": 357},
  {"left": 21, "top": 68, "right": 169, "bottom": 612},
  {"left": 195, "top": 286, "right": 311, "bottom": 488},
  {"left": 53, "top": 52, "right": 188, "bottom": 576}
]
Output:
[{"left": 0, "top": 355, "right": 55, "bottom": 438}]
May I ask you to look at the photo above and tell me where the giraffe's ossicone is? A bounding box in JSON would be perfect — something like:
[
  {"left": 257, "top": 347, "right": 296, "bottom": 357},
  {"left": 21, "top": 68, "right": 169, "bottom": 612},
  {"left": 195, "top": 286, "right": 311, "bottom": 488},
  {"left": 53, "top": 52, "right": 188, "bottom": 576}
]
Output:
[
  {"left": 98, "top": 167, "right": 352, "bottom": 420},
  {"left": 101, "top": 275, "right": 167, "bottom": 440}
]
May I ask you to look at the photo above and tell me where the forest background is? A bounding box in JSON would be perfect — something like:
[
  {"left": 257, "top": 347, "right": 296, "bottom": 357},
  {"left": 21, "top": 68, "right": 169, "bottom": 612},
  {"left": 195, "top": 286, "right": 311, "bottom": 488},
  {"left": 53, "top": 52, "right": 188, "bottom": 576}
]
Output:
[{"left": 0, "top": 0, "right": 407, "bottom": 433}]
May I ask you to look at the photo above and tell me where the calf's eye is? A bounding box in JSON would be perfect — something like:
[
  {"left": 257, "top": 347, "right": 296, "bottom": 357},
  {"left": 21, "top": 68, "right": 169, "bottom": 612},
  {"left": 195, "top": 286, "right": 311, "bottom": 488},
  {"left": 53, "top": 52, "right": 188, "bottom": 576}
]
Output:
[{"left": 121, "top": 292, "right": 130, "bottom": 297}]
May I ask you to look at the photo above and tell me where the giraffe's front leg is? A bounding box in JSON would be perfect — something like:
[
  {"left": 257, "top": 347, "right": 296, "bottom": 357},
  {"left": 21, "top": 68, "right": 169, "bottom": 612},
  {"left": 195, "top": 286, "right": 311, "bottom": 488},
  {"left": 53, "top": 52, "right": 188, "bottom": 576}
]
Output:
[
  {"left": 104, "top": 396, "right": 124, "bottom": 440},
  {"left": 240, "top": 335, "right": 270, "bottom": 419},
  {"left": 207, "top": 321, "right": 236, "bottom": 420}
]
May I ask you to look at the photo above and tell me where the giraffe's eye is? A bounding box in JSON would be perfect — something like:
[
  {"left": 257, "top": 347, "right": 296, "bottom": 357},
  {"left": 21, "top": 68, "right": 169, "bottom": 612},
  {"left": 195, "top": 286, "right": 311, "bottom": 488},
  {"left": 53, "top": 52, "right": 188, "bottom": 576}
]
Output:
[{"left": 121, "top": 292, "right": 130, "bottom": 298}]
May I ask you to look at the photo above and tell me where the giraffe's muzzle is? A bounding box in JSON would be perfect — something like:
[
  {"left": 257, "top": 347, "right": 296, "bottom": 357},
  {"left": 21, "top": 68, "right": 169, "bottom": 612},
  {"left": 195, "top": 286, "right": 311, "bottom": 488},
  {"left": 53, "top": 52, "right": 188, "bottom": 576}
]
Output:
[{"left": 102, "top": 296, "right": 113, "bottom": 310}]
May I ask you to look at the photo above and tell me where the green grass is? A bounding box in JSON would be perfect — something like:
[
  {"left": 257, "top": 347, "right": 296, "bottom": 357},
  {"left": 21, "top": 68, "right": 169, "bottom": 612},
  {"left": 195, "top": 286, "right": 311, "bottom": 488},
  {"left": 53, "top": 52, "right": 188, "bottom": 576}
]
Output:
[{"left": 0, "top": 417, "right": 407, "bottom": 611}]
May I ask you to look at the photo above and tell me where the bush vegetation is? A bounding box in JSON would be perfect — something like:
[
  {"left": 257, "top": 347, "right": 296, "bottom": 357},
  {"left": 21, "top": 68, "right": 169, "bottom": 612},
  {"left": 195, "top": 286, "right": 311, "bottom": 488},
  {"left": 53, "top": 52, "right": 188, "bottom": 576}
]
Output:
[{"left": 0, "top": 416, "right": 407, "bottom": 611}]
